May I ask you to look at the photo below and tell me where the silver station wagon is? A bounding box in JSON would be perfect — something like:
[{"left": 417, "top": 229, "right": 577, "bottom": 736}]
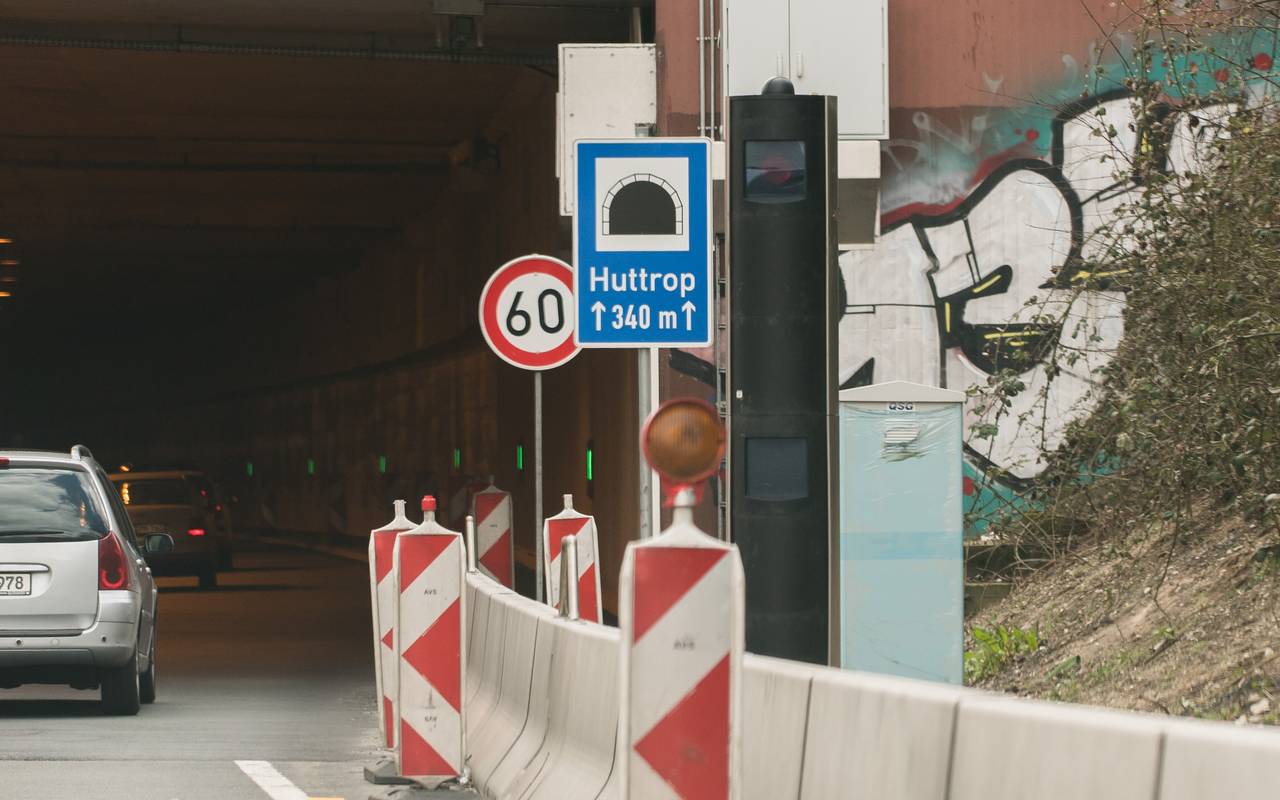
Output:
[{"left": 0, "top": 446, "right": 173, "bottom": 715}]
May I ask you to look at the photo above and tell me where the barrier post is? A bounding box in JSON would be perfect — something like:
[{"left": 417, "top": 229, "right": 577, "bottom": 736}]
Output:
[
  {"left": 542, "top": 494, "right": 603, "bottom": 623},
  {"left": 393, "top": 496, "right": 468, "bottom": 792},
  {"left": 472, "top": 481, "right": 515, "bottom": 588},
  {"left": 618, "top": 487, "right": 744, "bottom": 800},
  {"left": 557, "top": 534, "right": 580, "bottom": 621},
  {"left": 366, "top": 499, "right": 417, "bottom": 786},
  {"left": 464, "top": 515, "right": 478, "bottom": 574}
]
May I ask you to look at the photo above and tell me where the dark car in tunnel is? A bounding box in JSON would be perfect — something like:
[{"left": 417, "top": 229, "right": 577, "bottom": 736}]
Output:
[{"left": 109, "top": 470, "right": 224, "bottom": 590}]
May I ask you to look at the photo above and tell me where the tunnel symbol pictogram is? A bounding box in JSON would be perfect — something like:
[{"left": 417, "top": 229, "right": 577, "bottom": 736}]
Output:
[{"left": 601, "top": 174, "right": 684, "bottom": 236}]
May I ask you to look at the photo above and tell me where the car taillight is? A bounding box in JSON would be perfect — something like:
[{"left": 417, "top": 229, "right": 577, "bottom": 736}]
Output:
[
  {"left": 98, "top": 532, "right": 130, "bottom": 591},
  {"left": 187, "top": 528, "right": 206, "bottom": 537}
]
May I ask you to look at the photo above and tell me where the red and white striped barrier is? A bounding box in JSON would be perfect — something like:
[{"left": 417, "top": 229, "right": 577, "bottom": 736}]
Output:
[
  {"left": 618, "top": 490, "right": 744, "bottom": 800},
  {"left": 395, "top": 496, "right": 467, "bottom": 788},
  {"left": 473, "top": 483, "right": 514, "bottom": 588},
  {"left": 368, "top": 499, "right": 415, "bottom": 751},
  {"left": 542, "top": 494, "right": 602, "bottom": 623}
]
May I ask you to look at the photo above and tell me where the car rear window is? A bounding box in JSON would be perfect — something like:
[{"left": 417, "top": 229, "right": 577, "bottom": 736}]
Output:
[
  {"left": 0, "top": 467, "right": 109, "bottom": 541},
  {"left": 115, "top": 478, "right": 190, "bottom": 507}
]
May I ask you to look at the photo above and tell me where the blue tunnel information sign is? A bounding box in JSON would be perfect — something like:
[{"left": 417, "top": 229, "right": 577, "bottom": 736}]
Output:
[{"left": 573, "top": 139, "right": 713, "bottom": 348}]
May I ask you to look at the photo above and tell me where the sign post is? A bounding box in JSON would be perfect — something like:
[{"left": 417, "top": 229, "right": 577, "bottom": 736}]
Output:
[{"left": 478, "top": 254, "right": 580, "bottom": 602}]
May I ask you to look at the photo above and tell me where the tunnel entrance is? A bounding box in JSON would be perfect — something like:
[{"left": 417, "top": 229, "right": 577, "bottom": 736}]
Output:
[{"left": 0, "top": 2, "right": 646, "bottom": 615}]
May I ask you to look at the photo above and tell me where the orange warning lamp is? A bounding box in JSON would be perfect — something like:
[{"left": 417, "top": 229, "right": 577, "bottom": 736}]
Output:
[
  {"left": 641, "top": 398, "right": 725, "bottom": 485},
  {"left": 422, "top": 495, "right": 437, "bottom": 512}
]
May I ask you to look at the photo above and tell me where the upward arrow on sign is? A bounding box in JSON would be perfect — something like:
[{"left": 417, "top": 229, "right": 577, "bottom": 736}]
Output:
[{"left": 682, "top": 300, "right": 695, "bottom": 330}]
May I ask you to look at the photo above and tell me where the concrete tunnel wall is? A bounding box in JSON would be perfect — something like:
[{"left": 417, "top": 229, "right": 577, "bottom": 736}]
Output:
[{"left": 89, "top": 76, "right": 642, "bottom": 612}]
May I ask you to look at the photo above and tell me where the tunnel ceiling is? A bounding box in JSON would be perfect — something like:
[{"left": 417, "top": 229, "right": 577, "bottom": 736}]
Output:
[{"left": 0, "top": 1, "right": 632, "bottom": 439}]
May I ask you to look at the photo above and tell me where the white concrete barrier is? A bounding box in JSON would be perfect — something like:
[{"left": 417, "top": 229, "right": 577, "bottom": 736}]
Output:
[
  {"left": 741, "top": 655, "right": 813, "bottom": 800},
  {"left": 802, "top": 668, "right": 962, "bottom": 799},
  {"left": 465, "top": 582, "right": 496, "bottom": 710},
  {"left": 524, "top": 619, "right": 620, "bottom": 800},
  {"left": 950, "top": 695, "right": 1164, "bottom": 800},
  {"left": 453, "top": 570, "right": 1280, "bottom": 800},
  {"left": 468, "top": 593, "right": 553, "bottom": 786},
  {"left": 468, "top": 588, "right": 514, "bottom": 739},
  {"left": 1158, "top": 716, "right": 1280, "bottom": 800},
  {"left": 481, "top": 614, "right": 557, "bottom": 799}
]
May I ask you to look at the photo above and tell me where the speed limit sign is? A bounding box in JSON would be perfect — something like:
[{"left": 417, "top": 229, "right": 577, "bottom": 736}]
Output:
[{"left": 479, "top": 254, "right": 580, "bottom": 371}]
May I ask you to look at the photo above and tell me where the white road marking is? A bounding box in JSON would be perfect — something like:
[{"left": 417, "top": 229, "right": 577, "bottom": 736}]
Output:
[{"left": 235, "top": 760, "right": 311, "bottom": 800}]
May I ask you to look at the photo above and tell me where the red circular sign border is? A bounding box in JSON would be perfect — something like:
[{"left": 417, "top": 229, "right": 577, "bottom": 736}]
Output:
[{"left": 479, "top": 254, "right": 580, "bottom": 371}]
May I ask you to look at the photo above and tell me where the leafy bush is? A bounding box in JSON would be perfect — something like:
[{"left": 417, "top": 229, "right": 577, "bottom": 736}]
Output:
[
  {"left": 970, "top": 1, "right": 1280, "bottom": 559},
  {"left": 965, "top": 625, "right": 1041, "bottom": 684}
]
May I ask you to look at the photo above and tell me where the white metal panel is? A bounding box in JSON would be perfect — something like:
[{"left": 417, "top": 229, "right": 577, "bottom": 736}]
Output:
[
  {"left": 837, "top": 140, "right": 879, "bottom": 179},
  {"left": 557, "top": 44, "right": 657, "bottom": 216},
  {"left": 723, "top": 0, "right": 887, "bottom": 139},
  {"left": 789, "top": 0, "right": 887, "bottom": 138},
  {"left": 722, "top": 0, "right": 790, "bottom": 98}
]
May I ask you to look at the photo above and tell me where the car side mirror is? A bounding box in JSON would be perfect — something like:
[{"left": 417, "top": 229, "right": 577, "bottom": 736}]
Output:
[{"left": 143, "top": 533, "right": 175, "bottom": 555}]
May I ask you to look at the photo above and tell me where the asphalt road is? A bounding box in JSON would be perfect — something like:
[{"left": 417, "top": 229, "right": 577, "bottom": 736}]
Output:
[{"left": 0, "top": 543, "right": 382, "bottom": 800}]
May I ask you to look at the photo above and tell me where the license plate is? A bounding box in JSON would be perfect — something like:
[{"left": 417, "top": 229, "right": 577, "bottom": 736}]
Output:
[{"left": 0, "top": 573, "right": 31, "bottom": 596}]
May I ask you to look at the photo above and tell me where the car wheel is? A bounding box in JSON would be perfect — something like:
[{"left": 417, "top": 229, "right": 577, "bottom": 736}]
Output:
[
  {"left": 139, "top": 643, "right": 157, "bottom": 705},
  {"left": 198, "top": 563, "right": 218, "bottom": 590},
  {"left": 100, "top": 651, "right": 141, "bottom": 716}
]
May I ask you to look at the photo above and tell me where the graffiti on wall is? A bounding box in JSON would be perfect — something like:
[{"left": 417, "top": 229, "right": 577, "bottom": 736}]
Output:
[
  {"left": 668, "top": 30, "right": 1274, "bottom": 533},
  {"left": 842, "top": 80, "right": 1242, "bottom": 531}
]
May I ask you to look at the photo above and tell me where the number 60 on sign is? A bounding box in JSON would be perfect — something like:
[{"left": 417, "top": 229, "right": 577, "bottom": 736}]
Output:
[{"left": 479, "top": 254, "right": 581, "bottom": 371}]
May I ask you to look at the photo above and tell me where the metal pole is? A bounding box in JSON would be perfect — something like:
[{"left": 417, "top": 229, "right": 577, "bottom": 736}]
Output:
[
  {"left": 709, "top": 0, "right": 718, "bottom": 138},
  {"left": 465, "top": 514, "right": 478, "bottom": 573},
  {"left": 534, "top": 370, "right": 544, "bottom": 603},
  {"left": 637, "top": 349, "right": 653, "bottom": 539},
  {"left": 558, "top": 534, "right": 580, "bottom": 621},
  {"left": 648, "top": 347, "right": 661, "bottom": 533},
  {"left": 697, "top": 0, "right": 706, "bottom": 137}
]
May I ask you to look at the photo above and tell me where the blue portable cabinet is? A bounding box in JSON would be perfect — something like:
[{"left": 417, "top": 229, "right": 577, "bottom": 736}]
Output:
[{"left": 836, "top": 380, "right": 965, "bottom": 684}]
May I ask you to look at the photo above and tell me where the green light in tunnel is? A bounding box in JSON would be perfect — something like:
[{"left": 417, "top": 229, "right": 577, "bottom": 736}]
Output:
[
  {"left": 586, "top": 443, "right": 594, "bottom": 482},
  {"left": 378, "top": 455, "right": 387, "bottom": 474},
  {"left": 246, "top": 462, "right": 254, "bottom": 478},
  {"left": 516, "top": 444, "right": 524, "bottom": 471},
  {"left": 306, "top": 458, "right": 316, "bottom": 476},
  {"left": 453, "top": 448, "right": 461, "bottom": 470}
]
